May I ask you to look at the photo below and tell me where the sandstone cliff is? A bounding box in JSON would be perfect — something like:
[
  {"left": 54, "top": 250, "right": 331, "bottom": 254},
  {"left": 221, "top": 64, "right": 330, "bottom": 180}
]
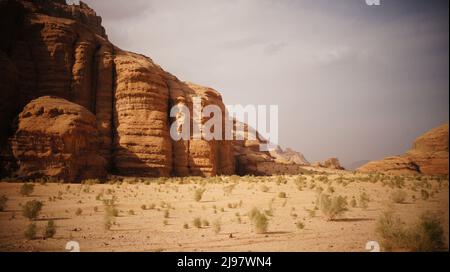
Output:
[
  {"left": 358, "top": 124, "right": 449, "bottom": 175},
  {"left": 0, "top": 0, "right": 294, "bottom": 181}
]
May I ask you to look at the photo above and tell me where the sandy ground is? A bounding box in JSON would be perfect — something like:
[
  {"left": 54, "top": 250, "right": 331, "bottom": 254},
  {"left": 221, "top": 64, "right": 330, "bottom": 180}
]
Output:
[{"left": 0, "top": 172, "right": 448, "bottom": 252}]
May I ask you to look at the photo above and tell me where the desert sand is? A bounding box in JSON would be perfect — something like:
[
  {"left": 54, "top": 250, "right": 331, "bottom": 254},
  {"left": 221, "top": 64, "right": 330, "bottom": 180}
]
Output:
[{"left": 0, "top": 171, "right": 448, "bottom": 252}]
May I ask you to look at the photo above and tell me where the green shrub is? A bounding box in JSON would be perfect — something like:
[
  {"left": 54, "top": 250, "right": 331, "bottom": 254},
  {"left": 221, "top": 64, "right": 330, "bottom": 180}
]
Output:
[
  {"left": 408, "top": 213, "right": 445, "bottom": 251},
  {"left": 24, "top": 223, "right": 37, "bottom": 240},
  {"left": 376, "top": 211, "right": 445, "bottom": 252},
  {"left": 20, "top": 183, "right": 34, "bottom": 196},
  {"left": 317, "top": 193, "right": 348, "bottom": 221},
  {"left": 375, "top": 210, "right": 406, "bottom": 251},
  {"left": 22, "top": 200, "right": 43, "bottom": 220},
  {"left": 248, "top": 208, "right": 268, "bottom": 234},
  {"left": 359, "top": 192, "right": 370, "bottom": 209},
  {"left": 43, "top": 220, "right": 56, "bottom": 239}
]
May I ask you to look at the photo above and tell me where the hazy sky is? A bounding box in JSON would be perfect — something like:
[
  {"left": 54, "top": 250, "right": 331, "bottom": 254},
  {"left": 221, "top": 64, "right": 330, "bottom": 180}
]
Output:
[{"left": 75, "top": 0, "right": 449, "bottom": 166}]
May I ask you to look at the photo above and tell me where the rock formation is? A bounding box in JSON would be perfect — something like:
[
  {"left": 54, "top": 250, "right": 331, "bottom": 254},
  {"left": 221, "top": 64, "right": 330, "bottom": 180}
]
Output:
[
  {"left": 313, "top": 158, "right": 345, "bottom": 170},
  {"left": 10, "top": 96, "right": 107, "bottom": 181},
  {"left": 270, "top": 146, "right": 310, "bottom": 165},
  {"left": 358, "top": 124, "right": 449, "bottom": 175},
  {"left": 356, "top": 156, "right": 420, "bottom": 175},
  {"left": 0, "top": 0, "right": 300, "bottom": 181}
]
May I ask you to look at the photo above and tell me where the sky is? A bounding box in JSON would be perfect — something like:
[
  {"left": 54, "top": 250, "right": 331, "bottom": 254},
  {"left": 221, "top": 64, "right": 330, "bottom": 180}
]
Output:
[{"left": 73, "top": 0, "right": 449, "bottom": 166}]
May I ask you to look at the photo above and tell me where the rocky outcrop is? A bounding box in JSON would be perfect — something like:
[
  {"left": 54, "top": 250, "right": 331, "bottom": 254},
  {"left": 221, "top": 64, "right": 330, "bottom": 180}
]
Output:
[
  {"left": 356, "top": 156, "right": 420, "bottom": 175},
  {"left": 313, "top": 158, "right": 345, "bottom": 170},
  {"left": 10, "top": 96, "right": 107, "bottom": 181},
  {"left": 406, "top": 124, "right": 449, "bottom": 175},
  {"left": 358, "top": 124, "right": 449, "bottom": 175},
  {"left": 270, "top": 146, "right": 310, "bottom": 165}
]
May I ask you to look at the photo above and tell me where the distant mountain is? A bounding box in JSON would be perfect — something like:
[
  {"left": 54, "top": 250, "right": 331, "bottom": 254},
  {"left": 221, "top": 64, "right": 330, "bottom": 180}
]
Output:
[{"left": 345, "top": 160, "right": 370, "bottom": 170}]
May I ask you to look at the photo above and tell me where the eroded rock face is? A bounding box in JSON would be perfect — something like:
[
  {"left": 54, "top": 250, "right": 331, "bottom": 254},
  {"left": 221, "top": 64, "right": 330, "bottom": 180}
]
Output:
[
  {"left": 313, "top": 158, "right": 345, "bottom": 170},
  {"left": 358, "top": 124, "right": 449, "bottom": 175},
  {"left": 356, "top": 156, "right": 420, "bottom": 175},
  {"left": 406, "top": 124, "right": 449, "bottom": 175},
  {"left": 10, "top": 96, "right": 107, "bottom": 181},
  {"left": 0, "top": 0, "right": 312, "bottom": 180},
  {"left": 0, "top": 0, "right": 239, "bottom": 180}
]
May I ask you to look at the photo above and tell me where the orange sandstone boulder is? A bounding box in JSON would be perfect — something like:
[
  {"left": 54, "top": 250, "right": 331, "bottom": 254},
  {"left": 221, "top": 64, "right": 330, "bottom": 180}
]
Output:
[{"left": 10, "top": 96, "right": 107, "bottom": 181}]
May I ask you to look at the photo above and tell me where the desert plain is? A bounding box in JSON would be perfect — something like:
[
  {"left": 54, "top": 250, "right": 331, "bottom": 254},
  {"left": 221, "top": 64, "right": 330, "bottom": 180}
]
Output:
[{"left": 0, "top": 169, "right": 448, "bottom": 252}]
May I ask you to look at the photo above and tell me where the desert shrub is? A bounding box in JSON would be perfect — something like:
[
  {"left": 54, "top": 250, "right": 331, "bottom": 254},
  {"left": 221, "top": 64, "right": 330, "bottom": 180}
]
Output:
[
  {"left": 183, "top": 223, "right": 189, "bottom": 229},
  {"left": 75, "top": 208, "right": 83, "bottom": 216},
  {"left": 375, "top": 210, "right": 406, "bottom": 251},
  {"left": 391, "top": 190, "right": 407, "bottom": 204},
  {"left": 20, "top": 183, "right": 34, "bottom": 196},
  {"left": 421, "top": 189, "right": 430, "bottom": 201},
  {"left": 94, "top": 206, "right": 98, "bottom": 212},
  {"left": 193, "top": 217, "right": 202, "bottom": 228},
  {"left": 306, "top": 208, "right": 316, "bottom": 218},
  {"left": 0, "top": 195, "right": 8, "bottom": 211},
  {"left": 43, "top": 220, "right": 56, "bottom": 239},
  {"left": 248, "top": 208, "right": 268, "bottom": 234},
  {"left": 359, "top": 192, "right": 370, "bottom": 209},
  {"left": 213, "top": 219, "right": 221, "bottom": 234},
  {"left": 141, "top": 204, "right": 147, "bottom": 210},
  {"left": 296, "top": 221, "right": 305, "bottom": 230},
  {"left": 128, "top": 209, "right": 135, "bottom": 215},
  {"left": 317, "top": 193, "right": 348, "bottom": 221},
  {"left": 202, "top": 219, "right": 210, "bottom": 227},
  {"left": 22, "top": 200, "right": 43, "bottom": 220},
  {"left": 103, "top": 197, "right": 118, "bottom": 230},
  {"left": 194, "top": 188, "right": 206, "bottom": 202},
  {"left": 223, "top": 184, "right": 236, "bottom": 196},
  {"left": 327, "top": 186, "right": 335, "bottom": 194},
  {"left": 260, "top": 185, "right": 269, "bottom": 192},
  {"left": 164, "top": 210, "right": 170, "bottom": 218},
  {"left": 82, "top": 179, "right": 100, "bottom": 185},
  {"left": 278, "top": 192, "right": 287, "bottom": 198},
  {"left": 376, "top": 211, "right": 445, "bottom": 252},
  {"left": 350, "top": 197, "right": 357, "bottom": 208},
  {"left": 24, "top": 223, "right": 37, "bottom": 240},
  {"left": 407, "top": 213, "right": 445, "bottom": 251}
]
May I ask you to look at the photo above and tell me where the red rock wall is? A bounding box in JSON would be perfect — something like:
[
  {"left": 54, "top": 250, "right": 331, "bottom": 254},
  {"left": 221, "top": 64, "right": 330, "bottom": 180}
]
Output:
[{"left": 0, "top": 0, "right": 240, "bottom": 180}]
